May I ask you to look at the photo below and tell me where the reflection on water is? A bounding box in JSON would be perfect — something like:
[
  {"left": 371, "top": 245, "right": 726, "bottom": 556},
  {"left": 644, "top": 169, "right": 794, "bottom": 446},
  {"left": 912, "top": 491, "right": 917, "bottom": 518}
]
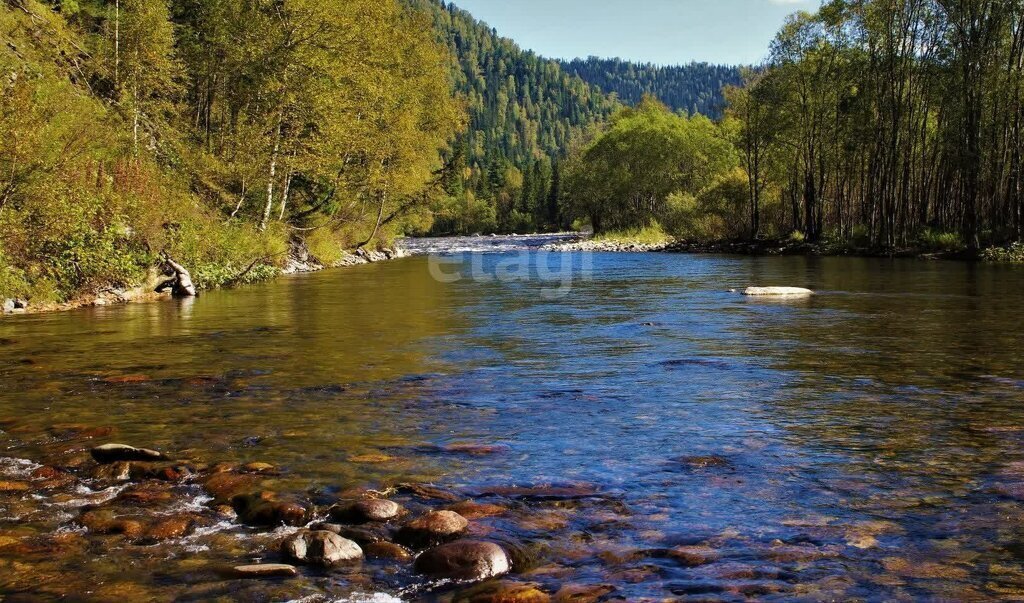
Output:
[{"left": 2, "top": 245, "right": 1024, "bottom": 601}]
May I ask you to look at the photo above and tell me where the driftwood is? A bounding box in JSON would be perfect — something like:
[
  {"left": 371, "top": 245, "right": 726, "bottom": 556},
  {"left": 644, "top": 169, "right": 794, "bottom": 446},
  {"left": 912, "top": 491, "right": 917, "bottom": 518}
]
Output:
[{"left": 157, "top": 253, "right": 197, "bottom": 297}]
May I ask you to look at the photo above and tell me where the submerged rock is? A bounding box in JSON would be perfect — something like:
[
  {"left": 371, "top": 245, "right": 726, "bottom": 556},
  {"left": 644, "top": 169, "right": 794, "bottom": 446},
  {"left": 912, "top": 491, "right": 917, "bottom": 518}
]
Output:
[
  {"left": 743, "top": 286, "right": 814, "bottom": 297},
  {"left": 232, "top": 493, "right": 308, "bottom": 527},
  {"left": 232, "top": 564, "right": 298, "bottom": 578},
  {"left": 396, "top": 510, "right": 468, "bottom": 547},
  {"left": 92, "top": 461, "right": 133, "bottom": 482},
  {"left": 450, "top": 580, "right": 549, "bottom": 602},
  {"left": 0, "top": 480, "right": 30, "bottom": 492},
  {"left": 282, "top": 530, "right": 363, "bottom": 566},
  {"left": 203, "top": 472, "right": 259, "bottom": 503},
  {"left": 313, "top": 522, "right": 391, "bottom": 545},
  {"left": 552, "top": 584, "right": 616, "bottom": 602},
  {"left": 363, "top": 541, "right": 412, "bottom": 561},
  {"left": 90, "top": 443, "right": 167, "bottom": 464},
  {"left": 330, "top": 499, "right": 404, "bottom": 523},
  {"left": 144, "top": 515, "right": 193, "bottom": 541},
  {"left": 397, "top": 482, "right": 463, "bottom": 502},
  {"left": 446, "top": 501, "right": 508, "bottom": 519},
  {"left": 414, "top": 540, "right": 511, "bottom": 581}
]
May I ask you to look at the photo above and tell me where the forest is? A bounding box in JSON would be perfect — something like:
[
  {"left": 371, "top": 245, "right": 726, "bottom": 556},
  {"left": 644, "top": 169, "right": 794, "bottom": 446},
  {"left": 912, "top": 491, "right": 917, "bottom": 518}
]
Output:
[
  {"left": 560, "top": 58, "right": 741, "bottom": 117},
  {"left": 564, "top": 0, "right": 1024, "bottom": 259},
  {"left": 0, "top": 0, "right": 461, "bottom": 302}
]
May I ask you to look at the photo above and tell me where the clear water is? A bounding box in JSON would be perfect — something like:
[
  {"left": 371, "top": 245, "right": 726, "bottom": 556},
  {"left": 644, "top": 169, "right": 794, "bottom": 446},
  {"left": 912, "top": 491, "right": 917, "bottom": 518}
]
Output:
[{"left": 2, "top": 237, "right": 1024, "bottom": 601}]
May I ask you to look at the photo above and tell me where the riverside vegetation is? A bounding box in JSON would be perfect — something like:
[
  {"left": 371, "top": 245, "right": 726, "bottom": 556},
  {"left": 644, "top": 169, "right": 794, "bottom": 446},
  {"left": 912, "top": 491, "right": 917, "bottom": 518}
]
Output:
[
  {"left": 9, "top": 0, "right": 1021, "bottom": 311},
  {"left": 561, "top": 0, "right": 1024, "bottom": 259},
  {"left": 0, "top": 0, "right": 462, "bottom": 306}
]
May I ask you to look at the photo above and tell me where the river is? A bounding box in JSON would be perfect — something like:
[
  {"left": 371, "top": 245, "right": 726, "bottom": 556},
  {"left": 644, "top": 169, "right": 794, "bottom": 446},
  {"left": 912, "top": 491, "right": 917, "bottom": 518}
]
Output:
[{"left": 2, "top": 235, "right": 1024, "bottom": 601}]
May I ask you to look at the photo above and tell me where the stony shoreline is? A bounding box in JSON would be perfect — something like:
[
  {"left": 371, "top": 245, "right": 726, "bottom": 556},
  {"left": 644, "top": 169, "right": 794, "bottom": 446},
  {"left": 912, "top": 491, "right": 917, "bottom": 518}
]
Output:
[
  {"left": 543, "top": 235, "right": 978, "bottom": 260},
  {"left": 1, "top": 246, "right": 407, "bottom": 318}
]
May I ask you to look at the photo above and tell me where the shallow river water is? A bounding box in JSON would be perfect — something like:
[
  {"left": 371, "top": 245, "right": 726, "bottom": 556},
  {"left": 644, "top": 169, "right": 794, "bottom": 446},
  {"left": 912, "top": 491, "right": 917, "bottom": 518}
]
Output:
[{"left": 2, "top": 236, "right": 1024, "bottom": 601}]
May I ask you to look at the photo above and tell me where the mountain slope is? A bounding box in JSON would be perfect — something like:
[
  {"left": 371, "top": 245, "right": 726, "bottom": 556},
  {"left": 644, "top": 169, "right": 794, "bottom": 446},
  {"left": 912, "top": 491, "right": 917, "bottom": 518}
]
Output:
[
  {"left": 410, "top": 1, "right": 743, "bottom": 234},
  {"left": 561, "top": 58, "right": 742, "bottom": 118},
  {"left": 410, "top": 0, "right": 618, "bottom": 233}
]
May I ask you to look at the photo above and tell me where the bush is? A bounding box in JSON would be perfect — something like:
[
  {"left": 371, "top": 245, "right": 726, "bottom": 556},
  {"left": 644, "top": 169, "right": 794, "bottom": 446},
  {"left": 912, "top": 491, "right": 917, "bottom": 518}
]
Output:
[
  {"left": 982, "top": 242, "right": 1024, "bottom": 263},
  {"left": 594, "top": 222, "right": 672, "bottom": 245},
  {"left": 917, "top": 229, "right": 964, "bottom": 252}
]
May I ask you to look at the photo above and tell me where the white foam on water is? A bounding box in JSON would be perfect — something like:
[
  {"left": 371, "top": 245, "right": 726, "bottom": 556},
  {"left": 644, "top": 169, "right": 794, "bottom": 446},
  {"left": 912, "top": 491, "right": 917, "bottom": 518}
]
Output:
[
  {"left": 285, "top": 595, "right": 404, "bottom": 603},
  {"left": 49, "top": 483, "right": 128, "bottom": 508},
  {"left": 0, "top": 456, "right": 41, "bottom": 478}
]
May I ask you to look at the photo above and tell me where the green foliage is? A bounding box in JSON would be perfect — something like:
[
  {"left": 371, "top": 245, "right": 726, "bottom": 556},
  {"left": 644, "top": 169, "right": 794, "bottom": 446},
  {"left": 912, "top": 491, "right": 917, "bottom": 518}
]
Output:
[
  {"left": 917, "top": 230, "right": 965, "bottom": 253},
  {"left": 1, "top": 0, "right": 462, "bottom": 302},
  {"left": 982, "top": 243, "right": 1024, "bottom": 263},
  {"left": 727, "top": 0, "right": 1024, "bottom": 250},
  {"left": 564, "top": 98, "right": 739, "bottom": 236},
  {"left": 593, "top": 223, "right": 672, "bottom": 246}
]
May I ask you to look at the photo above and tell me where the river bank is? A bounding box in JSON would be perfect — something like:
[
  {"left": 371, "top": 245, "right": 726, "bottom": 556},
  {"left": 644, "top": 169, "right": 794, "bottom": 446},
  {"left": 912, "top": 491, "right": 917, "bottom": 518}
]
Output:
[
  {"left": 541, "top": 233, "right": 1024, "bottom": 262},
  {"left": 1, "top": 246, "right": 406, "bottom": 318}
]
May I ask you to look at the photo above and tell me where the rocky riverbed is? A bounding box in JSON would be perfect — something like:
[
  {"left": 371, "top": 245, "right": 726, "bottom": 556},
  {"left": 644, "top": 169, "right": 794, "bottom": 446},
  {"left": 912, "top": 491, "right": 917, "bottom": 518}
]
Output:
[{"left": 0, "top": 421, "right": 684, "bottom": 602}]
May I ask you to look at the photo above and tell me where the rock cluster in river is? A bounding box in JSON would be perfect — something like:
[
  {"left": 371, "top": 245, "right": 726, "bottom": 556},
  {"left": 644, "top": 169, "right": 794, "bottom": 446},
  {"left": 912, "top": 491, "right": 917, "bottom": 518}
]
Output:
[{"left": 1, "top": 421, "right": 898, "bottom": 602}]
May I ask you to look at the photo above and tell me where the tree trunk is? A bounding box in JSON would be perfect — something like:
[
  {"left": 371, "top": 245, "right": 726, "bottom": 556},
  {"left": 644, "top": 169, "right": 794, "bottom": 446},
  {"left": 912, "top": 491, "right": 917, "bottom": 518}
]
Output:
[
  {"left": 356, "top": 188, "right": 388, "bottom": 250},
  {"left": 260, "top": 118, "right": 283, "bottom": 232}
]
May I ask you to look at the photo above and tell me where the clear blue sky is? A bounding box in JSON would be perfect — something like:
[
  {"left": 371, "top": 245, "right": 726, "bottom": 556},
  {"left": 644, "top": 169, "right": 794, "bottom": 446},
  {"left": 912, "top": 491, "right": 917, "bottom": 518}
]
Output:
[{"left": 449, "top": 0, "right": 819, "bottom": 66}]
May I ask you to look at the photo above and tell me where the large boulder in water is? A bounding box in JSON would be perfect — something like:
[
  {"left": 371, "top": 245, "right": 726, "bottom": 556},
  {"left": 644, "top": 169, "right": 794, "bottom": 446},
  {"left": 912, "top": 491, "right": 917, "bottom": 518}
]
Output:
[
  {"left": 414, "top": 540, "right": 511, "bottom": 581},
  {"left": 282, "top": 530, "right": 363, "bottom": 566}
]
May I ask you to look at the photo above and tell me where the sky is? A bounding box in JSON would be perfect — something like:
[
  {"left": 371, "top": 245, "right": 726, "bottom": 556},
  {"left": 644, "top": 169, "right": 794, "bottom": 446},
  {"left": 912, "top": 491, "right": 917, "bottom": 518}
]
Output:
[{"left": 448, "top": 0, "right": 819, "bottom": 66}]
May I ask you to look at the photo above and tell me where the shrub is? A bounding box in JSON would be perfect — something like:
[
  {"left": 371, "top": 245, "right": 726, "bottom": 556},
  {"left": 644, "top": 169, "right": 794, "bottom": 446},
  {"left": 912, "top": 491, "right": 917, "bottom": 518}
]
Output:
[
  {"left": 917, "top": 229, "right": 964, "bottom": 252},
  {"left": 982, "top": 242, "right": 1024, "bottom": 263}
]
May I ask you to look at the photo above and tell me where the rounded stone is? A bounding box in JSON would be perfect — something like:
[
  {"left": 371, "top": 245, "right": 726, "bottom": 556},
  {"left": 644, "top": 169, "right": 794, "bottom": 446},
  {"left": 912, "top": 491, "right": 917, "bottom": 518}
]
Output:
[
  {"left": 397, "top": 510, "right": 468, "bottom": 547},
  {"left": 282, "top": 530, "right": 363, "bottom": 566},
  {"left": 414, "top": 540, "right": 511, "bottom": 581},
  {"left": 331, "top": 499, "right": 403, "bottom": 523}
]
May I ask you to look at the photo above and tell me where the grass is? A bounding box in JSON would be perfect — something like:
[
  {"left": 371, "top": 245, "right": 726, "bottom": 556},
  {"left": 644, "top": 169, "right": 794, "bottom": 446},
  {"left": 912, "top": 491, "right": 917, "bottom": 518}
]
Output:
[{"left": 593, "top": 223, "right": 674, "bottom": 246}]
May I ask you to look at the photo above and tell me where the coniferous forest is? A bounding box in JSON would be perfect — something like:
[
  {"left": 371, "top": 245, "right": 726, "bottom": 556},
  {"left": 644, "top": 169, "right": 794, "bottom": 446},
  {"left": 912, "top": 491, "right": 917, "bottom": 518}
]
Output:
[{"left": 560, "top": 57, "right": 742, "bottom": 117}]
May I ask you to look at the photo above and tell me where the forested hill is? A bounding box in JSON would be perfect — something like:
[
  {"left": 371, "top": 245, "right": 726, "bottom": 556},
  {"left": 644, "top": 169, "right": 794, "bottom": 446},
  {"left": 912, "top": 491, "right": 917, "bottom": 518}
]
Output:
[
  {"left": 408, "top": 0, "right": 741, "bottom": 234},
  {"left": 409, "top": 0, "right": 619, "bottom": 234},
  {"left": 561, "top": 58, "right": 742, "bottom": 117}
]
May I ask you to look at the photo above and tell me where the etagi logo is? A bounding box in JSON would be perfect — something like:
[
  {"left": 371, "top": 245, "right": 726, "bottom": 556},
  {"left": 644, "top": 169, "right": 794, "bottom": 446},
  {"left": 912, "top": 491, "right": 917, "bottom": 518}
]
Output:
[{"left": 427, "top": 250, "right": 594, "bottom": 299}]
